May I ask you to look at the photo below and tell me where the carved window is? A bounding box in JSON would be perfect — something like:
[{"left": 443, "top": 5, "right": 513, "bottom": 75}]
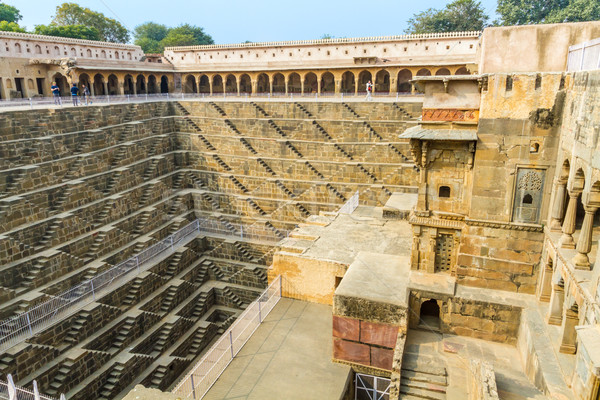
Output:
[
  {"left": 435, "top": 233, "right": 453, "bottom": 272},
  {"left": 439, "top": 186, "right": 451, "bottom": 198},
  {"left": 512, "top": 168, "right": 545, "bottom": 224},
  {"left": 506, "top": 75, "right": 513, "bottom": 91}
]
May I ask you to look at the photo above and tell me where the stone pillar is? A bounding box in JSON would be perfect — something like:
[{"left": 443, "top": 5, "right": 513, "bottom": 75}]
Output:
[
  {"left": 133, "top": 82, "right": 138, "bottom": 95},
  {"left": 251, "top": 79, "right": 258, "bottom": 95},
  {"left": 103, "top": 82, "right": 108, "bottom": 96},
  {"left": 236, "top": 79, "right": 241, "bottom": 96},
  {"left": 550, "top": 179, "right": 567, "bottom": 231},
  {"left": 209, "top": 80, "right": 213, "bottom": 95},
  {"left": 118, "top": 80, "right": 125, "bottom": 95},
  {"left": 285, "top": 77, "right": 289, "bottom": 95},
  {"left": 90, "top": 84, "right": 96, "bottom": 97},
  {"left": 335, "top": 79, "right": 341, "bottom": 94},
  {"left": 547, "top": 283, "right": 564, "bottom": 325},
  {"left": 559, "top": 190, "right": 581, "bottom": 248},
  {"left": 572, "top": 205, "right": 598, "bottom": 269},
  {"left": 300, "top": 80, "right": 304, "bottom": 95},
  {"left": 538, "top": 261, "right": 553, "bottom": 302},
  {"left": 427, "top": 231, "right": 437, "bottom": 273},
  {"left": 317, "top": 78, "right": 321, "bottom": 95},
  {"left": 559, "top": 307, "right": 579, "bottom": 354},
  {"left": 269, "top": 80, "right": 273, "bottom": 95}
]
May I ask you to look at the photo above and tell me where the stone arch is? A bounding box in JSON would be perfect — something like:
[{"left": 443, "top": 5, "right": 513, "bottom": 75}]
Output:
[
  {"left": 239, "top": 74, "right": 252, "bottom": 94},
  {"left": 93, "top": 73, "right": 105, "bottom": 96},
  {"left": 52, "top": 73, "right": 69, "bottom": 95},
  {"left": 436, "top": 68, "right": 451, "bottom": 76},
  {"left": 101, "top": 50, "right": 106, "bottom": 58},
  {"left": 160, "top": 75, "right": 169, "bottom": 93},
  {"left": 54, "top": 46, "right": 60, "bottom": 56},
  {"left": 589, "top": 180, "right": 600, "bottom": 205},
  {"left": 272, "top": 73, "right": 285, "bottom": 93},
  {"left": 455, "top": 67, "right": 470, "bottom": 75},
  {"left": 288, "top": 72, "right": 301, "bottom": 93},
  {"left": 304, "top": 72, "right": 317, "bottom": 94},
  {"left": 320, "top": 72, "right": 335, "bottom": 93},
  {"left": 341, "top": 71, "right": 355, "bottom": 93},
  {"left": 212, "top": 75, "right": 224, "bottom": 94},
  {"left": 127, "top": 52, "right": 132, "bottom": 60},
  {"left": 14, "top": 43, "right": 21, "bottom": 53},
  {"left": 375, "top": 69, "right": 390, "bottom": 93},
  {"left": 397, "top": 69, "right": 412, "bottom": 92},
  {"left": 183, "top": 75, "right": 197, "bottom": 93},
  {"left": 107, "top": 74, "right": 119, "bottom": 95},
  {"left": 78, "top": 73, "right": 91, "bottom": 92},
  {"left": 572, "top": 168, "right": 585, "bottom": 192},
  {"left": 419, "top": 299, "right": 441, "bottom": 330},
  {"left": 416, "top": 68, "right": 432, "bottom": 77},
  {"left": 225, "top": 74, "right": 237, "bottom": 93},
  {"left": 136, "top": 74, "right": 146, "bottom": 94},
  {"left": 257, "top": 73, "right": 270, "bottom": 93},
  {"left": 358, "top": 70, "right": 372, "bottom": 92},
  {"left": 34, "top": 45, "right": 41, "bottom": 55},
  {"left": 124, "top": 74, "right": 134, "bottom": 95},
  {"left": 86, "top": 49, "right": 92, "bottom": 57},
  {"left": 114, "top": 51, "right": 120, "bottom": 60},
  {"left": 198, "top": 75, "right": 210, "bottom": 93},
  {"left": 70, "top": 47, "right": 76, "bottom": 56},
  {"left": 147, "top": 75, "right": 157, "bottom": 94}
]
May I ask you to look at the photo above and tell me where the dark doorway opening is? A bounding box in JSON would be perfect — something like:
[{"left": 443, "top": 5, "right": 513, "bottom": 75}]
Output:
[
  {"left": 14, "top": 78, "right": 24, "bottom": 98},
  {"left": 419, "top": 299, "right": 440, "bottom": 330},
  {"left": 36, "top": 78, "right": 45, "bottom": 95}
]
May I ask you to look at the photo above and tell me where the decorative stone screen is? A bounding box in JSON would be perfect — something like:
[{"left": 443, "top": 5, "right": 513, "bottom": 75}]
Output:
[
  {"left": 512, "top": 168, "right": 545, "bottom": 224},
  {"left": 435, "top": 233, "right": 454, "bottom": 272}
]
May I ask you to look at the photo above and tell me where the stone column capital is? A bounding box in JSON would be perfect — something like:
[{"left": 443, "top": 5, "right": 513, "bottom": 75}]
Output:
[
  {"left": 584, "top": 204, "right": 599, "bottom": 214},
  {"left": 567, "top": 189, "right": 582, "bottom": 198}
]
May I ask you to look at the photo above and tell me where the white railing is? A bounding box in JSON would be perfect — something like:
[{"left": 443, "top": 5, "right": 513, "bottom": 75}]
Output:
[
  {"left": 196, "top": 218, "right": 290, "bottom": 242},
  {"left": 165, "top": 31, "right": 482, "bottom": 51},
  {"left": 172, "top": 275, "right": 282, "bottom": 399},
  {"left": 0, "top": 374, "right": 60, "bottom": 400},
  {"left": 338, "top": 190, "right": 359, "bottom": 215},
  {"left": 0, "top": 218, "right": 286, "bottom": 352},
  {"left": 567, "top": 37, "right": 600, "bottom": 72},
  {"left": 0, "top": 91, "right": 421, "bottom": 111}
]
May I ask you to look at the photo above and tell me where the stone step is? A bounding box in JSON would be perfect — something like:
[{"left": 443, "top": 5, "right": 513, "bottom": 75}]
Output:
[{"left": 399, "top": 385, "right": 446, "bottom": 400}]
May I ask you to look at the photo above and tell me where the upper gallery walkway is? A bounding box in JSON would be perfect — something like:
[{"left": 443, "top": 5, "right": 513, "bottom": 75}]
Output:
[{"left": 0, "top": 92, "right": 423, "bottom": 113}]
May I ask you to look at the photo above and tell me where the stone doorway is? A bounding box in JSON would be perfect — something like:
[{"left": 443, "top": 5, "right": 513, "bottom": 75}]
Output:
[{"left": 419, "top": 299, "right": 440, "bottom": 331}]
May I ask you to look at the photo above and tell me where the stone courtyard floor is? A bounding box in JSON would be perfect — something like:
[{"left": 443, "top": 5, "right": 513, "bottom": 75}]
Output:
[{"left": 202, "top": 298, "right": 351, "bottom": 400}]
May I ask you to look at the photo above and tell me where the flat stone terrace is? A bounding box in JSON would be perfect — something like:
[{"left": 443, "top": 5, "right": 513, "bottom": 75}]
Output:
[{"left": 0, "top": 99, "right": 421, "bottom": 399}]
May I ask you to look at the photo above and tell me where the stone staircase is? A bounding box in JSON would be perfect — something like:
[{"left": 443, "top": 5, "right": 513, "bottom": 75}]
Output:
[{"left": 399, "top": 353, "right": 448, "bottom": 400}]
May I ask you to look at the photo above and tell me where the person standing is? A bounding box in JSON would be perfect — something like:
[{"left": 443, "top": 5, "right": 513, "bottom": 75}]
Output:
[
  {"left": 365, "top": 80, "right": 373, "bottom": 101},
  {"left": 51, "top": 82, "right": 61, "bottom": 105},
  {"left": 81, "top": 84, "right": 91, "bottom": 105},
  {"left": 70, "top": 83, "right": 79, "bottom": 106}
]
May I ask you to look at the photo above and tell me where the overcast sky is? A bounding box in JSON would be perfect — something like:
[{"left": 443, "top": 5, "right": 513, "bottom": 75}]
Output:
[{"left": 14, "top": 0, "right": 499, "bottom": 44}]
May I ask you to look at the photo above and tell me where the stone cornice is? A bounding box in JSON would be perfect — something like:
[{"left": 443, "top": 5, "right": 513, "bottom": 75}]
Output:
[
  {"left": 409, "top": 215, "right": 464, "bottom": 230},
  {"left": 0, "top": 31, "right": 141, "bottom": 50},
  {"left": 166, "top": 31, "right": 482, "bottom": 52},
  {"left": 465, "top": 218, "right": 544, "bottom": 232}
]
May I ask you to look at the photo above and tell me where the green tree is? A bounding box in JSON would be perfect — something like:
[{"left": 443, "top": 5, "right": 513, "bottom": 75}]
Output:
[
  {"left": 134, "top": 22, "right": 168, "bottom": 42},
  {"left": 496, "top": 0, "right": 600, "bottom": 25},
  {"left": 133, "top": 22, "right": 213, "bottom": 52},
  {"left": 34, "top": 24, "right": 101, "bottom": 41},
  {"left": 164, "top": 24, "right": 213, "bottom": 46},
  {"left": 51, "top": 3, "right": 129, "bottom": 42},
  {"left": 405, "top": 0, "right": 489, "bottom": 34},
  {"left": 0, "top": 2, "right": 21, "bottom": 23},
  {"left": 0, "top": 20, "right": 25, "bottom": 32},
  {"left": 321, "top": 34, "right": 334, "bottom": 39},
  {"left": 135, "top": 37, "right": 163, "bottom": 53},
  {"left": 160, "top": 32, "right": 197, "bottom": 48}
]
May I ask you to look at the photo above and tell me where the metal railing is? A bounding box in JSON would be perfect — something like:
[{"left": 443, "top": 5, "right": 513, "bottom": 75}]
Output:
[
  {"left": 355, "top": 373, "right": 391, "bottom": 400},
  {"left": 172, "top": 275, "right": 282, "bottom": 399},
  {"left": 0, "top": 91, "right": 421, "bottom": 111},
  {"left": 0, "top": 218, "right": 286, "bottom": 352},
  {"left": 0, "top": 219, "right": 200, "bottom": 352},
  {"left": 338, "top": 190, "right": 359, "bottom": 215},
  {"left": 567, "top": 37, "right": 600, "bottom": 72},
  {"left": 196, "top": 218, "right": 290, "bottom": 242},
  {"left": 0, "top": 374, "right": 61, "bottom": 400}
]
